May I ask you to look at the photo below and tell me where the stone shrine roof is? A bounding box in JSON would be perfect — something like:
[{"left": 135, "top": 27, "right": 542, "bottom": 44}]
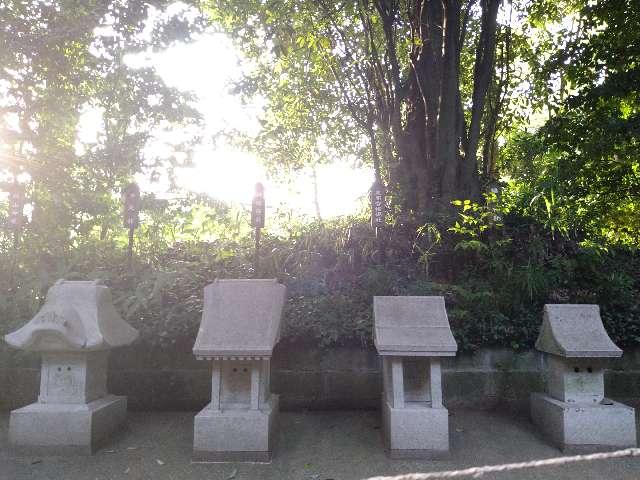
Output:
[
  {"left": 4, "top": 279, "right": 139, "bottom": 352},
  {"left": 373, "top": 296, "right": 458, "bottom": 356},
  {"left": 192, "top": 279, "right": 286, "bottom": 359},
  {"left": 535, "top": 304, "right": 622, "bottom": 358}
]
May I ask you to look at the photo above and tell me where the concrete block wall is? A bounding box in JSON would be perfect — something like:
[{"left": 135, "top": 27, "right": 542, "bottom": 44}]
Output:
[{"left": 2, "top": 343, "right": 640, "bottom": 412}]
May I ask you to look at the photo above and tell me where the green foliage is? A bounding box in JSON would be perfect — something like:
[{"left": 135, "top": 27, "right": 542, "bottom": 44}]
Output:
[
  {"left": 500, "top": 0, "right": 640, "bottom": 247},
  {"left": 0, "top": 0, "right": 203, "bottom": 257},
  {"left": 1, "top": 197, "right": 638, "bottom": 352},
  {"left": 0, "top": 1, "right": 639, "bottom": 356}
]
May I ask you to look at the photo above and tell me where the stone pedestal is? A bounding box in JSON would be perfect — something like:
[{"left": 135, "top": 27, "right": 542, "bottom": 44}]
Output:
[
  {"left": 382, "top": 401, "right": 449, "bottom": 459},
  {"left": 4, "top": 280, "right": 138, "bottom": 455},
  {"left": 192, "top": 279, "right": 286, "bottom": 463},
  {"left": 531, "top": 393, "right": 636, "bottom": 452},
  {"left": 374, "top": 296, "right": 457, "bottom": 459},
  {"left": 9, "top": 395, "right": 127, "bottom": 455},
  {"left": 530, "top": 304, "right": 637, "bottom": 452},
  {"left": 194, "top": 396, "right": 279, "bottom": 462},
  {"left": 381, "top": 356, "right": 449, "bottom": 458}
]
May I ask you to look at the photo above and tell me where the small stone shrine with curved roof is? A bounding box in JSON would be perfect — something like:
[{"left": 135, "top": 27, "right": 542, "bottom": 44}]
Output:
[
  {"left": 4, "top": 279, "right": 139, "bottom": 454},
  {"left": 531, "top": 304, "right": 637, "bottom": 452}
]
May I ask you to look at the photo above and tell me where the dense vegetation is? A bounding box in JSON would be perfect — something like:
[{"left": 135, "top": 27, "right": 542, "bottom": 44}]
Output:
[
  {"left": 1, "top": 196, "right": 637, "bottom": 351},
  {"left": 0, "top": 0, "right": 638, "bottom": 351}
]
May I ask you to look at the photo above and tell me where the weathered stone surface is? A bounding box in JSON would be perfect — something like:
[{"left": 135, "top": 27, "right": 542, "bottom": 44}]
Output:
[
  {"left": 374, "top": 296, "right": 455, "bottom": 458},
  {"left": 382, "top": 400, "right": 449, "bottom": 458},
  {"left": 546, "top": 356, "right": 606, "bottom": 404},
  {"left": 324, "top": 371, "right": 381, "bottom": 403},
  {"left": 192, "top": 279, "right": 285, "bottom": 461},
  {"left": 531, "top": 304, "right": 637, "bottom": 450},
  {"left": 193, "top": 397, "right": 279, "bottom": 463},
  {"left": 4, "top": 280, "right": 137, "bottom": 454},
  {"left": 443, "top": 371, "right": 493, "bottom": 403},
  {"left": 5, "top": 280, "right": 138, "bottom": 352},
  {"left": 319, "top": 346, "right": 380, "bottom": 372},
  {"left": 4, "top": 346, "right": 640, "bottom": 413},
  {"left": 193, "top": 279, "right": 286, "bottom": 358},
  {"left": 499, "top": 371, "right": 546, "bottom": 402},
  {"left": 373, "top": 296, "right": 457, "bottom": 356},
  {"left": 536, "top": 304, "right": 622, "bottom": 358},
  {"left": 403, "top": 358, "right": 431, "bottom": 402},
  {"left": 108, "top": 344, "right": 205, "bottom": 371},
  {"left": 271, "top": 344, "right": 322, "bottom": 372},
  {"left": 531, "top": 392, "right": 637, "bottom": 452},
  {"left": 9, "top": 394, "right": 127, "bottom": 455},
  {"left": 38, "top": 351, "right": 108, "bottom": 404}
]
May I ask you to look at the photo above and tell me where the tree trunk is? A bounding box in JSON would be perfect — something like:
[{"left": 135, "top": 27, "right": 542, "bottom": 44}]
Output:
[
  {"left": 438, "top": 0, "right": 463, "bottom": 207},
  {"left": 463, "top": 0, "right": 500, "bottom": 198}
]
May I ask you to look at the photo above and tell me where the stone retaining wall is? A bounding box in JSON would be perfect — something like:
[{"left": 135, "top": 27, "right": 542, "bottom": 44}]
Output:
[{"left": 2, "top": 343, "right": 640, "bottom": 412}]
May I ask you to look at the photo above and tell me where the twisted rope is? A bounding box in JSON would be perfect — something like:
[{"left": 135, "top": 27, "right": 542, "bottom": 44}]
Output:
[{"left": 365, "top": 448, "right": 640, "bottom": 480}]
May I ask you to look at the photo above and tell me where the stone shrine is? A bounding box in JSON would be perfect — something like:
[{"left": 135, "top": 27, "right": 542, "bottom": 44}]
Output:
[
  {"left": 373, "top": 296, "right": 457, "bottom": 459},
  {"left": 4, "top": 280, "right": 139, "bottom": 454},
  {"left": 192, "top": 278, "right": 286, "bottom": 462},
  {"left": 531, "top": 304, "right": 637, "bottom": 452}
]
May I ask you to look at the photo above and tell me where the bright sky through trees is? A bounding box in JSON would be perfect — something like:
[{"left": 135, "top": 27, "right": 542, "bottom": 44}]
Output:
[{"left": 116, "top": 30, "right": 374, "bottom": 218}]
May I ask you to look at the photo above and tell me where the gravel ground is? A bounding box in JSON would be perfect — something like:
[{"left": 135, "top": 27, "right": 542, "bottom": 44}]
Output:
[{"left": 2, "top": 408, "right": 639, "bottom": 480}]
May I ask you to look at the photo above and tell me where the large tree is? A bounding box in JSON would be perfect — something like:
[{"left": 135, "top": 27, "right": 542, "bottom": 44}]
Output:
[{"left": 205, "top": 0, "right": 507, "bottom": 216}]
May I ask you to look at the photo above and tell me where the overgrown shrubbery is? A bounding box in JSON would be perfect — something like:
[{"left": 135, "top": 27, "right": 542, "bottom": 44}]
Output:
[{"left": 1, "top": 196, "right": 638, "bottom": 352}]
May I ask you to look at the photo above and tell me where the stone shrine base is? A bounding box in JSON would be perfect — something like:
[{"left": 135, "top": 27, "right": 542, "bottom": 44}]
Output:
[
  {"left": 3, "top": 409, "right": 640, "bottom": 480},
  {"left": 382, "top": 400, "right": 450, "bottom": 459},
  {"left": 530, "top": 392, "right": 637, "bottom": 453},
  {"left": 9, "top": 394, "right": 127, "bottom": 455},
  {"left": 193, "top": 396, "right": 279, "bottom": 463}
]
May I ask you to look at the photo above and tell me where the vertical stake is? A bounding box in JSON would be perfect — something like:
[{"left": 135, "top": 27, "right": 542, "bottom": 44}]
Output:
[
  {"left": 122, "top": 182, "right": 140, "bottom": 271},
  {"left": 254, "top": 226, "right": 261, "bottom": 278},
  {"left": 371, "top": 180, "right": 386, "bottom": 263},
  {"left": 127, "top": 225, "right": 134, "bottom": 269},
  {"left": 251, "top": 182, "right": 265, "bottom": 278}
]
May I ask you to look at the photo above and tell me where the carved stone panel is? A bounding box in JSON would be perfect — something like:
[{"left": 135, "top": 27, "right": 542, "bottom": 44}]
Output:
[
  {"left": 38, "top": 351, "right": 108, "bottom": 404},
  {"left": 403, "top": 358, "right": 431, "bottom": 404},
  {"left": 221, "top": 361, "right": 252, "bottom": 408}
]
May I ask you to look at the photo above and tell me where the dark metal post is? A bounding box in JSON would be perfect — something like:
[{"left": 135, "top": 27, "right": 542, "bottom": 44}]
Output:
[
  {"left": 5, "top": 182, "right": 25, "bottom": 283},
  {"left": 371, "top": 179, "right": 386, "bottom": 263},
  {"left": 254, "top": 227, "right": 261, "bottom": 277},
  {"left": 127, "top": 226, "right": 135, "bottom": 265},
  {"left": 122, "top": 183, "right": 140, "bottom": 268},
  {"left": 251, "top": 182, "right": 265, "bottom": 278},
  {"left": 7, "top": 182, "right": 25, "bottom": 239}
]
